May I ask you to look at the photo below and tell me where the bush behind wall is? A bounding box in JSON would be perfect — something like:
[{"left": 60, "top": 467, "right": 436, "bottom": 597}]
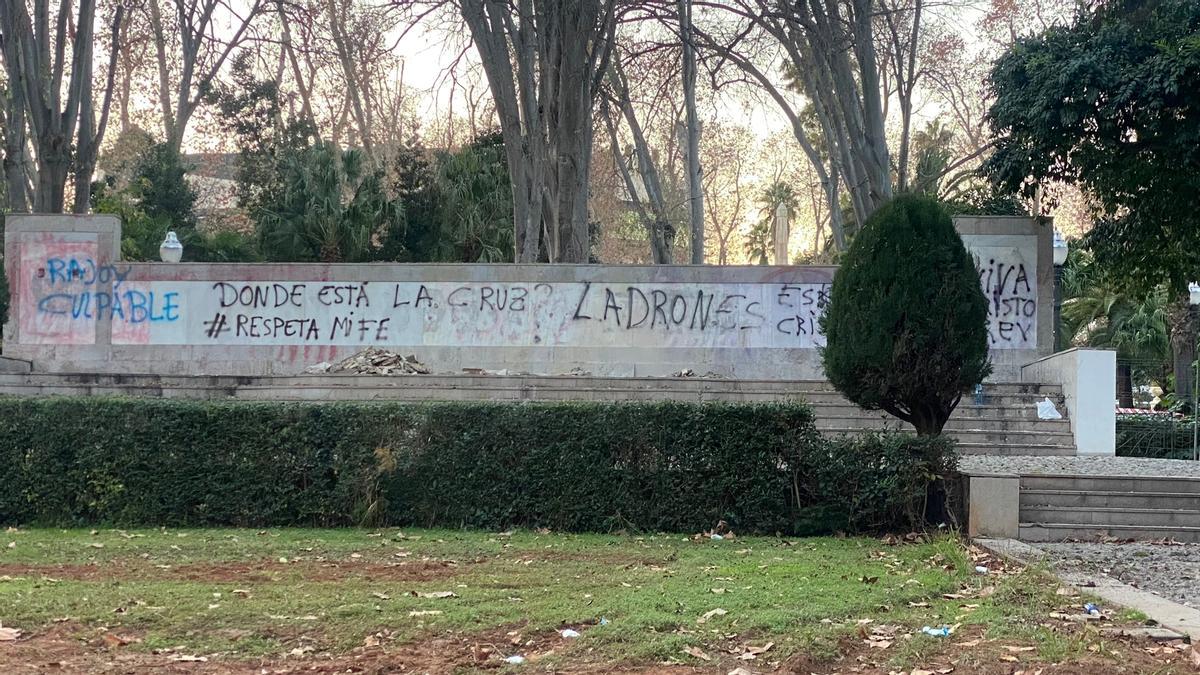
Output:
[{"left": 0, "top": 398, "right": 955, "bottom": 534}]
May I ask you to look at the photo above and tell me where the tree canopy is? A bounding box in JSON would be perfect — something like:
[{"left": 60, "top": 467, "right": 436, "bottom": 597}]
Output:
[{"left": 986, "top": 0, "right": 1200, "bottom": 294}]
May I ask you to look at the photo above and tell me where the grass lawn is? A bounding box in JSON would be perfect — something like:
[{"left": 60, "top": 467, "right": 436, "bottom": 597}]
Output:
[{"left": 0, "top": 527, "right": 1193, "bottom": 674}]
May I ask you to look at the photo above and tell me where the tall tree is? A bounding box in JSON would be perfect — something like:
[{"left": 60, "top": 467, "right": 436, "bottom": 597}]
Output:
[
  {"left": 986, "top": 0, "right": 1200, "bottom": 405},
  {"left": 459, "top": 0, "right": 616, "bottom": 263},
  {"left": 678, "top": 0, "right": 703, "bottom": 263},
  {"left": 0, "top": 0, "right": 124, "bottom": 212},
  {"left": 700, "top": 0, "right": 895, "bottom": 232},
  {"left": 144, "top": 0, "right": 265, "bottom": 153},
  {"left": 599, "top": 50, "right": 676, "bottom": 264}
]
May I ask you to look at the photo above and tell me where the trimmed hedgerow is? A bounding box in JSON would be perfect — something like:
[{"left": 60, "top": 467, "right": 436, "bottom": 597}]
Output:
[{"left": 0, "top": 397, "right": 956, "bottom": 534}]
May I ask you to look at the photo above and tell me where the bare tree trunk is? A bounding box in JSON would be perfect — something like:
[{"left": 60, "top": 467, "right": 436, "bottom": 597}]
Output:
[
  {"left": 1, "top": 29, "right": 31, "bottom": 213},
  {"left": 1168, "top": 295, "right": 1198, "bottom": 410},
  {"left": 73, "top": 5, "right": 123, "bottom": 213},
  {"left": 325, "top": 0, "right": 374, "bottom": 164},
  {"left": 146, "top": 0, "right": 263, "bottom": 154},
  {"left": 146, "top": 0, "right": 177, "bottom": 145},
  {"left": 601, "top": 88, "right": 672, "bottom": 264},
  {"left": 276, "top": 1, "right": 314, "bottom": 128},
  {"left": 552, "top": 0, "right": 601, "bottom": 263},
  {"left": 461, "top": 0, "right": 611, "bottom": 263},
  {"left": 679, "top": 0, "right": 704, "bottom": 264}
]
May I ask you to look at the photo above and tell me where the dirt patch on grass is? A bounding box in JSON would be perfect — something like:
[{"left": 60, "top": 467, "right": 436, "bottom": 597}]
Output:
[
  {"left": 0, "top": 621, "right": 702, "bottom": 674},
  {"left": 3, "top": 618, "right": 1196, "bottom": 674},
  {"left": 0, "top": 559, "right": 462, "bottom": 584}
]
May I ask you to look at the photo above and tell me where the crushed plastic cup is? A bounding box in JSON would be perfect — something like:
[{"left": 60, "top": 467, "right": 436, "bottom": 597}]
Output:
[
  {"left": 560, "top": 628, "right": 581, "bottom": 639},
  {"left": 710, "top": 534, "right": 724, "bottom": 541},
  {"left": 974, "top": 566, "right": 989, "bottom": 575},
  {"left": 1084, "top": 603, "right": 1102, "bottom": 617},
  {"left": 504, "top": 655, "right": 526, "bottom": 664},
  {"left": 599, "top": 617, "right": 610, "bottom": 626},
  {"left": 920, "top": 626, "right": 952, "bottom": 637}
]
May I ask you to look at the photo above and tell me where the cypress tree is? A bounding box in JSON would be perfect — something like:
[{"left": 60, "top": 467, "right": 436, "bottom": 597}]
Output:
[{"left": 820, "top": 194, "right": 991, "bottom": 435}]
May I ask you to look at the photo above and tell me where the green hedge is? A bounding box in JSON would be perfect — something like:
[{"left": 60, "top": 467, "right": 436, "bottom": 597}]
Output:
[{"left": 0, "top": 398, "right": 956, "bottom": 534}]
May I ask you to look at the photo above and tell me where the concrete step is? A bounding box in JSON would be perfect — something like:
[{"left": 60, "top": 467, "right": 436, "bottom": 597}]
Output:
[
  {"left": 0, "top": 372, "right": 1064, "bottom": 393},
  {"left": 813, "top": 415, "right": 1070, "bottom": 431},
  {"left": 1021, "top": 489, "right": 1200, "bottom": 511},
  {"left": 1020, "top": 522, "right": 1200, "bottom": 544},
  {"left": 820, "top": 426, "right": 1073, "bottom": 446},
  {"left": 0, "top": 375, "right": 1067, "bottom": 409},
  {"left": 1021, "top": 475, "right": 1200, "bottom": 495},
  {"left": 959, "top": 442, "right": 1075, "bottom": 456},
  {"left": 1022, "top": 505, "right": 1200, "bottom": 528}
]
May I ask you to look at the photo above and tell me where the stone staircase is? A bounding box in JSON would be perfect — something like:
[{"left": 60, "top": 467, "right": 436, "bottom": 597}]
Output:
[
  {"left": 1020, "top": 474, "right": 1200, "bottom": 543},
  {"left": 0, "top": 372, "right": 1076, "bottom": 456}
]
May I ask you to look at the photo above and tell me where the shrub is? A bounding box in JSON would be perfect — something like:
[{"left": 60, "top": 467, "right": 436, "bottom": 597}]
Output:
[
  {"left": 803, "top": 433, "right": 958, "bottom": 533},
  {"left": 1116, "top": 415, "right": 1197, "bottom": 460},
  {"left": 820, "top": 194, "right": 991, "bottom": 435},
  {"left": 0, "top": 398, "right": 955, "bottom": 534}
]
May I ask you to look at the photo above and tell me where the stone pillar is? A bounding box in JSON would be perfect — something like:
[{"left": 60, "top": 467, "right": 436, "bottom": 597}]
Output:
[{"left": 967, "top": 474, "right": 1020, "bottom": 539}]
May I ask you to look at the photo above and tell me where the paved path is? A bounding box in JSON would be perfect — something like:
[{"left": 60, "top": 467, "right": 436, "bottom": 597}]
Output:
[
  {"left": 979, "top": 538, "right": 1200, "bottom": 640},
  {"left": 1036, "top": 541, "right": 1200, "bottom": 608},
  {"left": 959, "top": 454, "right": 1200, "bottom": 477}
]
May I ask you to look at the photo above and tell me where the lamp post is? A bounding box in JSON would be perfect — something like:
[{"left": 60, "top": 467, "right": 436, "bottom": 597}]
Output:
[
  {"left": 1190, "top": 281, "right": 1199, "bottom": 460},
  {"left": 1052, "top": 231, "right": 1069, "bottom": 352},
  {"left": 159, "top": 232, "right": 183, "bottom": 263}
]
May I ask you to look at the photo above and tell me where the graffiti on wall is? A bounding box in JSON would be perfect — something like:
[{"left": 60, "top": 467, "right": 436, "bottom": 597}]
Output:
[
  {"left": 16, "top": 247, "right": 1037, "bottom": 351},
  {"left": 20, "top": 269, "right": 834, "bottom": 349},
  {"left": 973, "top": 248, "right": 1038, "bottom": 350}
]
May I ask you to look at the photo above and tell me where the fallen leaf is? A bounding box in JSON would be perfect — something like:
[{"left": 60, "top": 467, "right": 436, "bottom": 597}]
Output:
[
  {"left": 1003, "top": 646, "right": 1036, "bottom": 653},
  {"left": 408, "top": 610, "right": 442, "bottom": 617},
  {"left": 953, "top": 639, "right": 982, "bottom": 647},
  {"left": 908, "top": 601, "right": 930, "bottom": 608},
  {"left": 363, "top": 634, "right": 380, "bottom": 647},
  {"left": 413, "top": 591, "right": 457, "bottom": 599},
  {"left": 711, "top": 588, "right": 727, "bottom": 594},
  {"left": 371, "top": 592, "right": 390, "bottom": 600},
  {"left": 737, "top": 642, "right": 775, "bottom": 659},
  {"left": 999, "top": 655, "right": 1018, "bottom": 662},
  {"left": 168, "top": 655, "right": 208, "bottom": 662},
  {"left": 698, "top": 608, "right": 728, "bottom": 624},
  {"left": 682, "top": 646, "right": 711, "bottom": 661},
  {"left": 88, "top": 543, "right": 104, "bottom": 549},
  {"left": 727, "top": 669, "right": 756, "bottom": 675},
  {"left": 0, "top": 626, "right": 22, "bottom": 641},
  {"left": 231, "top": 589, "right": 251, "bottom": 598},
  {"left": 102, "top": 633, "right": 139, "bottom": 648}
]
